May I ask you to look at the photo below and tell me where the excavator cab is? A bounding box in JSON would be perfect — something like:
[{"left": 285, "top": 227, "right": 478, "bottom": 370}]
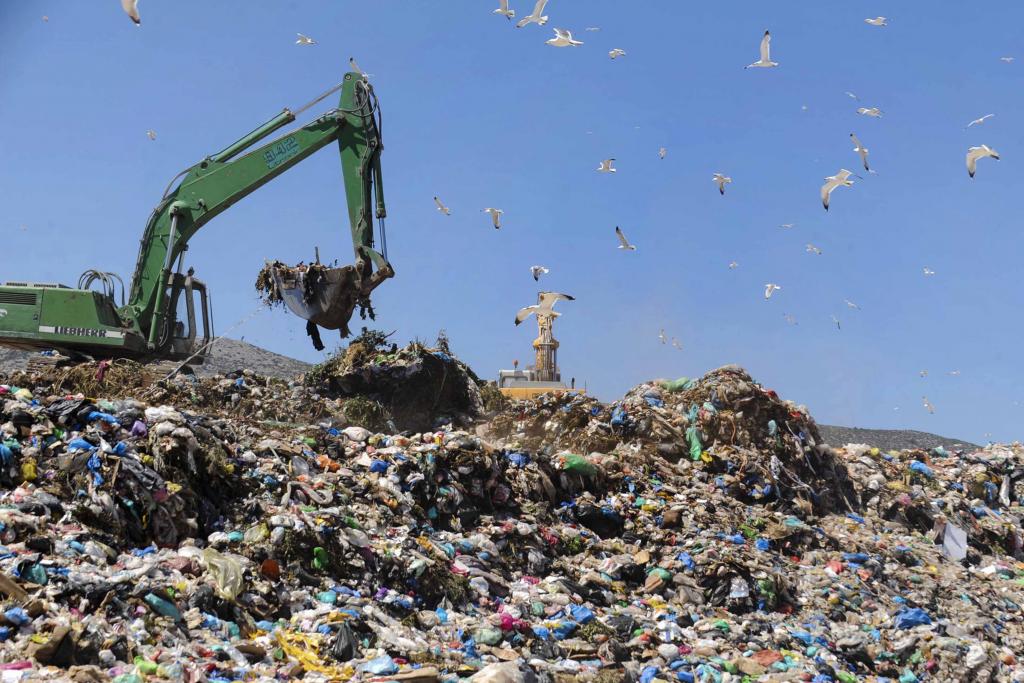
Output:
[{"left": 161, "top": 270, "right": 212, "bottom": 363}]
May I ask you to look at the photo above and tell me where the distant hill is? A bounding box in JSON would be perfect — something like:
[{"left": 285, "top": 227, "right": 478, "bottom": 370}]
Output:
[
  {"left": 818, "top": 424, "right": 978, "bottom": 452},
  {"left": 0, "top": 338, "right": 311, "bottom": 380}
]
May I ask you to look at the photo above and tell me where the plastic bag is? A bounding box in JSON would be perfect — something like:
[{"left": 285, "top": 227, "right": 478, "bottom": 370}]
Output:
[
  {"left": 202, "top": 548, "right": 244, "bottom": 601},
  {"left": 558, "top": 453, "right": 597, "bottom": 477},
  {"left": 329, "top": 623, "right": 359, "bottom": 662},
  {"left": 660, "top": 377, "right": 691, "bottom": 393}
]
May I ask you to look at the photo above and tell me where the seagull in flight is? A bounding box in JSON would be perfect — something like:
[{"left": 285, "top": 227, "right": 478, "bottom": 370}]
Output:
[
  {"left": 966, "top": 145, "right": 999, "bottom": 177},
  {"left": 728, "top": 261, "right": 739, "bottom": 269},
  {"left": 783, "top": 313, "right": 797, "bottom": 325},
  {"left": 433, "top": 196, "right": 451, "bottom": 215},
  {"left": 948, "top": 370, "right": 961, "bottom": 376},
  {"left": 845, "top": 299, "right": 860, "bottom": 310},
  {"left": 806, "top": 243, "right": 823, "bottom": 255},
  {"left": 547, "top": 27, "right": 583, "bottom": 47},
  {"left": 146, "top": 129, "right": 157, "bottom": 141},
  {"left": 121, "top": 0, "right": 140, "bottom": 25},
  {"left": 585, "top": 26, "right": 600, "bottom": 31},
  {"left": 845, "top": 91, "right": 860, "bottom": 101},
  {"left": 764, "top": 283, "right": 782, "bottom": 299},
  {"left": 864, "top": 17, "right": 888, "bottom": 26},
  {"left": 515, "top": 291, "right": 574, "bottom": 325},
  {"left": 515, "top": 0, "right": 549, "bottom": 27},
  {"left": 493, "top": 0, "right": 515, "bottom": 20},
  {"left": 597, "top": 158, "right": 617, "bottom": 173},
  {"left": 658, "top": 329, "right": 667, "bottom": 344},
  {"left": 1000, "top": 56, "right": 1015, "bottom": 63},
  {"left": 745, "top": 30, "right": 778, "bottom": 69},
  {"left": 850, "top": 133, "right": 870, "bottom": 171},
  {"left": 920, "top": 370, "right": 928, "bottom": 377},
  {"left": 831, "top": 314, "right": 841, "bottom": 330},
  {"left": 922, "top": 396, "right": 935, "bottom": 414},
  {"left": 923, "top": 267, "right": 936, "bottom": 276},
  {"left": 713, "top": 173, "right": 732, "bottom": 195},
  {"left": 615, "top": 226, "right": 637, "bottom": 251},
  {"left": 530, "top": 265, "right": 549, "bottom": 281},
  {"left": 671, "top": 337, "right": 683, "bottom": 350},
  {"left": 483, "top": 207, "right": 504, "bottom": 229},
  {"left": 821, "top": 169, "right": 858, "bottom": 211},
  {"left": 296, "top": 33, "right": 316, "bottom": 46},
  {"left": 658, "top": 147, "right": 667, "bottom": 159},
  {"left": 609, "top": 48, "right": 626, "bottom": 59},
  {"left": 966, "top": 114, "right": 994, "bottom": 129},
  {"left": 779, "top": 223, "right": 795, "bottom": 229},
  {"left": 857, "top": 107, "right": 883, "bottom": 117}
]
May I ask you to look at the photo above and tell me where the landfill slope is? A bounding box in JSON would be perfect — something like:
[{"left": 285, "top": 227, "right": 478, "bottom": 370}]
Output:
[
  {"left": 0, "top": 337, "right": 310, "bottom": 380},
  {"left": 0, "top": 350, "right": 1022, "bottom": 682},
  {"left": 819, "top": 424, "right": 979, "bottom": 451}
]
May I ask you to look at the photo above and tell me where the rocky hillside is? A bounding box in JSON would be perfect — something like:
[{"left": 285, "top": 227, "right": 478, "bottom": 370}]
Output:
[{"left": 0, "top": 338, "right": 310, "bottom": 380}]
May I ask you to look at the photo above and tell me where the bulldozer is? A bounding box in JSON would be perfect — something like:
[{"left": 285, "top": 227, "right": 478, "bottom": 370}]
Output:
[{"left": 0, "top": 71, "right": 392, "bottom": 372}]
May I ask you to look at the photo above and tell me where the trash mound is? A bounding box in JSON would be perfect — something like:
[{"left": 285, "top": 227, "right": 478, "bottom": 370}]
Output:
[
  {"left": 304, "top": 332, "right": 486, "bottom": 433},
  {"left": 0, "top": 360, "right": 1023, "bottom": 681},
  {"left": 490, "top": 365, "right": 858, "bottom": 516}
]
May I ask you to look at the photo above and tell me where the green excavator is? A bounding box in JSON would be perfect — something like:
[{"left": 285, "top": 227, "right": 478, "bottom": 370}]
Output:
[{"left": 0, "top": 71, "right": 393, "bottom": 370}]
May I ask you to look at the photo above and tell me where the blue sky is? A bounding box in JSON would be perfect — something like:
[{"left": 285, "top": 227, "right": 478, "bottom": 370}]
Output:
[{"left": 1, "top": 2, "right": 1022, "bottom": 443}]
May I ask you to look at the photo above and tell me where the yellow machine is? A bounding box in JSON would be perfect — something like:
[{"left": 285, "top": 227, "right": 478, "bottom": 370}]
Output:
[{"left": 498, "top": 292, "right": 581, "bottom": 399}]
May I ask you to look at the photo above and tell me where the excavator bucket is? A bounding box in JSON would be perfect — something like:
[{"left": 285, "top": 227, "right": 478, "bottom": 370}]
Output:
[{"left": 271, "top": 264, "right": 361, "bottom": 336}]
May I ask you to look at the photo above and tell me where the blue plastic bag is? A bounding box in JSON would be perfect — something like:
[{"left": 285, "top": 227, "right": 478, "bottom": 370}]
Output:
[
  {"left": 569, "top": 604, "right": 594, "bottom": 624},
  {"left": 909, "top": 461, "right": 934, "bottom": 478},
  {"left": 359, "top": 655, "right": 398, "bottom": 675},
  {"left": 894, "top": 607, "right": 932, "bottom": 629}
]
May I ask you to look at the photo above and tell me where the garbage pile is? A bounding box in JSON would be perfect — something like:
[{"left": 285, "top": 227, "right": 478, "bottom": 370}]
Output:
[{"left": 0, "top": 358, "right": 1022, "bottom": 682}]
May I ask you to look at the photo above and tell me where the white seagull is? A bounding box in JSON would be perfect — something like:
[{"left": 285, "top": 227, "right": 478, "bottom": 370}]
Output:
[
  {"left": 530, "top": 265, "right": 549, "bottom": 281},
  {"left": 966, "top": 144, "right": 999, "bottom": 177},
  {"left": 433, "top": 196, "right": 451, "bottom": 215},
  {"left": 483, "top": 208, "right": 504, "bottom": 229},
  {"left": 1000, "top": 56, "right": 1015, "bottom": 63},
  {"left": 515, "top": 0, "right": 549, "bottom": 28},
  {"left": 609, "top": 48, "right": 626, "bottom": 59},
  {"left": 779, "top": 223, "right": 795, "bottom": 229},
  {"left": 845, "top": 299, "right": 860, "bottom": 310},
  {"left": 671, "top": 337, "right": 683, "bottom": 350},
  {"left": 764, "top": 283, "right": 782, "bottom": 299},
  {"left": 923, "top": 267, "right": 936, "bottom": 276},
  {"left": 864, "top": 17, "right": 888, "bottom": 26},
  {"left": 745, "top": 30, "right": 778, "bottom": 69},
  {"left": 615, "top": 226, "right": 637, "bottom": 251},
  {"left": 713, "top": 173, "right": 732, "bottom": 195},
  {"left": 806, "top": 243, "right": 823, "bottom": 255},
  {"left": 922, "top": 396, "right": 935, "bottom": 414},
  {"left": 783, "top": 313, "right": 797, "bottom": 325},
  {"left": 857, "top": 107, "right": 883, "bottom": 117},
  {"left": 728, "top": 261, "right": 739, "bottom": 269},
  {"left": 850, "top": 133, "right": 870, "bottom": 171},
  {"left": 821, "top": 169, "right": 858, "bottom": 211},
  {"left": 121, "top": 0, "right": 140, "bottom": 25},
  {"left": 845, "top": 91, "right": 860, "bottom": 101},
  {"left": 547, "top": 28, "right": 583, "bottom": 47},
  {"left": 515, "top": 291, "right": 574, "bottom": 325},
  {"left": 658, "top": 147, "right": 667, "bottom": 159},
  {"left": 585, "top": 27, "right": 600, "bottom": 31},
  {"left": 966, "top": 114, "right": 994, "bottom": 129},
  {"left": 831, "top": 314, "right": 841, "bottom": 330},
  {"left": 658, "top": 329, "right": 667, "bottom": 344},
  {"left": 597, "top": 158, "right": 617, "bottom": 173},
  {"left": 296, "top": 33, "right": 316, "bottom": 46},
  {"left": 146, "top": 129, "right": 157, "bottom": 141},
  {"left": 493, "top": 0, "right": 515, "bottom": 20}
]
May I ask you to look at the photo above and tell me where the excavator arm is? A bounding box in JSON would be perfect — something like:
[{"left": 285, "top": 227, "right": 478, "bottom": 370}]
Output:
[{"left": 121, "top": 72, "right": 392, "bottom": 350}]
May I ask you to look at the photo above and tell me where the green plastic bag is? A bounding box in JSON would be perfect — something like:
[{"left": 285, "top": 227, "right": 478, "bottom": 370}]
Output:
[
  {"left": 660, "top": 377, "right": 692, "bottom": 393},
  {"left": 559, "top": 453, "right": 597, "bottom": 477},
  {"left": 686, "top": 426, "right": 703, "bottom": 461}
]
